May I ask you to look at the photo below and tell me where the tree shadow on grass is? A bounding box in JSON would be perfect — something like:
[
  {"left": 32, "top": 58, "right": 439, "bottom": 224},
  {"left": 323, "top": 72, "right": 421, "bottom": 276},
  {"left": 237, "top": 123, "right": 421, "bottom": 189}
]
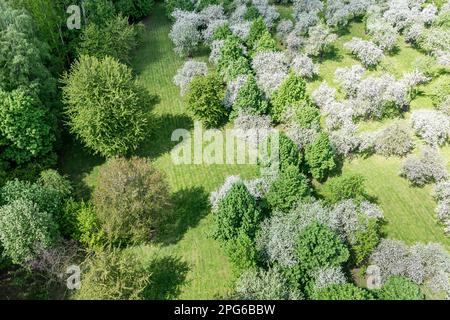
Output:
[
  {"left": 58, "top": 132, "right": 105, "bottom": 201},
  {"left": 143, "top": 255, "right": 190, "bottom": 300},
  {"left": 137, "top": 113, "right": 194, "bottom": 160},
  {"left": 157, "top": 187, "right": 211, "bottom": 245}
]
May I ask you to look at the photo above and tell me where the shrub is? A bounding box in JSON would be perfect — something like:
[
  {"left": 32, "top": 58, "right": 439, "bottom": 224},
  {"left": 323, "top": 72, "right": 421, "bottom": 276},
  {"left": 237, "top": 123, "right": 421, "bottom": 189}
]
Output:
[
  {"left": 0, "top": 199, "right": 58, "bottom": 265},
  {"left": 93, "top": 157, "right": 171, "bottom": 245},
  {"left": 373, "top": 124, "right": 414, "bottom": 157},
  {"left": 62, "top": 55, "right": 153, "bottom": 157},
  {"left": 77, "top": 15, "right": 142, "bottom": 64},
  {"left": 75, "top": 249, "right": 150, "bottom": 300},
  {"left": 313, "top": 283, "right": 372, "bottom": 300},
  {"left": 213, "top": 182, "right": 263, "bottom": 242},
  {"left": 266, "top": 164, "right": 311, "bottom": 212},
  {"left": 270, "top": 72, "right": 309, "bottom": 123},
  {"left": 0, "top": 179, "right": 62, "bottom": 221},
  {"left": 378, "top": 276, "right": 424, "bottom": 300},
  {"left": 296, "top": 222, "right": 350, "bottom": 274},
  {"left": 234, "top": 267, "right": 303, "bottom": 300},
  {"left": 411, "top": 109, "right": 449, "bottom": 147},
  {"left": 323, "top": 173, "right": 367, "bottom": 204},
  {"left": 344, "top": 38, "right": 384, "bottom": 67},
  {"left": 268, "top": 132, "right": 303, "bottom": 172},
  {"left": 0, "top": 89, "right": 55, "bottom": 164},
  {"left": 400, "top": 148, "right": 448, "bottom": 186},
  {"left": 186, "top": 73, "right": 227, "bottom": 127},
  {"left": 304, "top": 132, "right": 336, "bottom": 181}
]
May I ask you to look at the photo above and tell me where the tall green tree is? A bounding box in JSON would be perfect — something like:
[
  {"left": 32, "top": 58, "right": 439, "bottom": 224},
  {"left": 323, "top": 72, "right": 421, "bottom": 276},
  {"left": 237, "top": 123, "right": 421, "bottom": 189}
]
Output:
[{"left": 62, "top": 55, "right": 154, "bottom": 157}]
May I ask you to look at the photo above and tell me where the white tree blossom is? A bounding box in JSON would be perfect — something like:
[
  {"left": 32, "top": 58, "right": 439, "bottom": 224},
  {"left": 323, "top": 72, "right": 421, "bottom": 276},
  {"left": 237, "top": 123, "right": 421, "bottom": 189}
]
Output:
[
  {"left": 366, "top": 18, "right": 399, "bottom": 51},
  {"left": 291, "top": 54, "right": 319, "bottom": 79},
  {"left": 303, "top": 23, "right": 337, "bottom": 57},
  {"left": 169, "top": 15, "right": 202, "bottom": 56},
  {"left": 313, "top": 266, "right": 347, "bottom": 291},
  {"left": 252, "top": 51, "right": 289, "bottom": 95},
  {"left": 230, "top": 21, "right": 252, "bottom": 40},
  {"left": 344, "top": 38, "right": 384, "bottom": 67},
  {"left": 400, "top": 147, "right": 449, "bottom": 186},
  {"left": 334, "top": 64, "right": 366, "bottom": 97},
  {"left": 209, "top": 40, "right": 225, "bottom": 65},
  {"left": 372, "top": 123, "right": 414, "bottom": 157},
  {"left": 329, "top": 122, "right": 361, "bottom": 157},
  {"left": 251, "top": 0, "right": 280, "bottom": 29},
  {"left": 434, "top": 180, "right": 450, "bottom": 234},
  {"left": 233, "top": 112, "right": 274, "bottom": 147},
  {"left": 257, "top": 200, "right": 334, "bottom": 267},
  {"left": 312, "top": 82, "right": 337, "bottom": 108},
  {"left": 173, "top": 60, "right": 208, "bottom": 95},
  {"left": 411, "top": 109, "right": 450, "bottom": 146}
]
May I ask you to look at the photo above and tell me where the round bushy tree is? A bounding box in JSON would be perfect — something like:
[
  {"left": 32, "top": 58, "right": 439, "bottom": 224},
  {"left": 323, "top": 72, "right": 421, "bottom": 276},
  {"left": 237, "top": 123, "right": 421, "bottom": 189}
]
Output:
[
  {"left": 93, "top": 157, "right": 171, "bottom": 245},
  {"left": 0, "top": 89, "right": 55, "bottom": 164},
  {"left": 0, "top": 198, "right": 58, "bottom": 265},
  {"left": 270, "top": 72, "right": 310, "bottom": 123},
  {"left": 378, "top": 276, "right": 424, "bottom": 300},
  {"left": 75, "top": 249, "right": 150, "bottom": 300},
  {"left": 186, "top": 73, "right": 227, "bottom": 127},
  {"left": 62, "top": 55, "right": 153, "bottom": 157},
  {"left": 296, "top": 222, "right": 350, "bottom": 274},
  {"left": 213, "top": 182, "right": 263, "bottom": 242},
  {"left": 266, "top": 164, "right": 311, "bottom": 212},
  {"left": 304, "top": 132, "right": 336, "bottom": 181}
]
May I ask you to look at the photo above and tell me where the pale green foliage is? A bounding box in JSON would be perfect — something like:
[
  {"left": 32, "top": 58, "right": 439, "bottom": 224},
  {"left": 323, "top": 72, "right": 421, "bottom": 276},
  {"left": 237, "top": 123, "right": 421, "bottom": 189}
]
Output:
[
  {"left": 75, "top": 249, "right": 151, "bottom": 300},
  {"left": 93, "top": 157, "right": 171, "bottom": 245},
  {"left": 0, "top": 198, "right": 58, "bottom": 265},
  {"left": 78, "top": 15, "right": 143, "bottom": 64},
  {"left": 62, "top": 55, "right": 153, "bottom": 157}
]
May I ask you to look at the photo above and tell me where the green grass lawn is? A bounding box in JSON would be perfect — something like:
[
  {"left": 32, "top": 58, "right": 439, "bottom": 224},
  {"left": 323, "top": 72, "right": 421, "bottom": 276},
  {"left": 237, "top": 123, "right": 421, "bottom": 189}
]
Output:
[{"left": 59, "top": 3, "right": 449, "bottom": 299}]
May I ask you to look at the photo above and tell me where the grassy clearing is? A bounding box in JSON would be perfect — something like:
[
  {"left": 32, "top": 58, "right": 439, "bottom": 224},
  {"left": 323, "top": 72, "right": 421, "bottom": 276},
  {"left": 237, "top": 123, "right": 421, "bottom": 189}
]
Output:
[{"left": 59, "top": 3, "right": 449, "bottom": 299}]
